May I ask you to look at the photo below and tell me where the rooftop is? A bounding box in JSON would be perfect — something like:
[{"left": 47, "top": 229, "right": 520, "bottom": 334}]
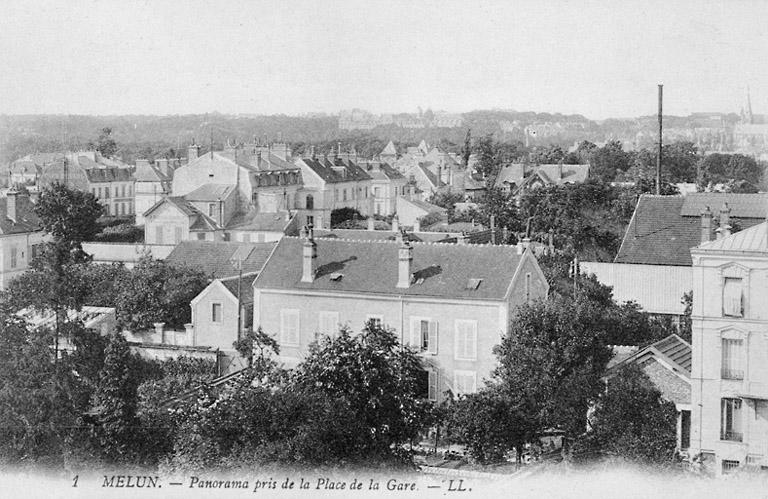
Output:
[
  {"left": 166, "top": 241, "right": 276, "bottom": 279},
  {"left": 185, "top": 184, "right": 235, "bottom": 202},
  {"left": 254, "top": 236, "right": 528, "bottom": 301}
]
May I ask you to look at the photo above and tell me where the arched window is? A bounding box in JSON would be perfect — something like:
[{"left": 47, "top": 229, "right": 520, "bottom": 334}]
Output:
[{"left": 306, "top": 194, "right": 314, "bottom": 210}]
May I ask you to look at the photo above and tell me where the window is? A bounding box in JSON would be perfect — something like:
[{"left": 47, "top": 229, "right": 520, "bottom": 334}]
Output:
[
  {"left": 174, "top": 226, "right": 182, "bottom": 244},
  {"left": 317, "top": 311, "right": 339, "bottom": 340},
  {"left": 681, "top": 410, "right": 691, "bottom": 449},
  {"left": 306, "top": 194, "right": 314, "bottom": 210},
  {"left": 208, "top": 203, "right": 216, "bottom": 217},
  {"left": 121, "top": 185, "right": 125, "bottom": 197},
  {"left": 454, "top": 370, "right": 477, "bottom": 396},
  {"left": 113, "top": 186, "right": 118, "bottom": 197},
  {"left": 721, "top": 398, "right": 743, "bottom": 442},
  {"left": 723, "top": 277, "right": 743, "bottom": 317},
  {"left": 366, "top": 314, "right": 383, "bottom": 328},
  {"left": 211, "top": 303, "right": 222, "bottom": 323},
  {"left": 721, "top": 338, "right": 744, "bottom": 380},
  {"left": 722, "top": 460, "right": 740, "bottom": 474},
  {"left": 417, "top": 369, "right": 439, "bottom": 401},
  {"left": 10, "top": 247, "right": 17, "bottom": 268},
  {"left": 373, "top": 187, "right": 380, "bottom": 197},
  {"left": 454, "top": 320, "right": 478, "bottom": 360},
  {"left": 105, "top": 203, "right": 110, "bottom": 216},
  {"left": 334, "top": 189, "right": 338, "bottom": 202},
  {"left": 342, "top": 189, "right": 347, "bottom": 202},
  {"left": 197, "top": 232, "right": 206, "bottom": 241},
  {"left": 411, "top": 318, "right": 437, "bottom": 354},
  {"left": 155, "top": 226, "right": 163, "bottom": 244},
  {"left": 306, "top": 215, "right": 314, "bottom": 227},
  {"left": 104, "top": 187, "right": 109, "bottom": 199},
  {"left": 280, "top": 309, "right": 300, "bottom": 346}
]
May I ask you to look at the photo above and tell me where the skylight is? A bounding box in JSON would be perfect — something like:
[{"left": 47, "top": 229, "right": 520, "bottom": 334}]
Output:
[{"left": 466, "top": 278, "right": 483, "bottom": 290}]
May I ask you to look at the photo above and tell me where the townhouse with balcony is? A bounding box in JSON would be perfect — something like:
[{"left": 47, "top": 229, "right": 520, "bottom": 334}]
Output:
[
  {"left": 252, "top": 227, "right": 549, "bottom": 400},
  {"left": 690, "top": 218, "right": 768, "bottom": 474}
]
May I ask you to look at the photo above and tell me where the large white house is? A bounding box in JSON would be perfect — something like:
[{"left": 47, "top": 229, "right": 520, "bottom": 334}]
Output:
[{"left": 690, "top": 220, "right": 768, "bottom": 474}]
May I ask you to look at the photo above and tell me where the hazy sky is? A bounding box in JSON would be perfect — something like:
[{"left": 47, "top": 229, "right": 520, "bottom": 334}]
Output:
[{"left": 1, "top": 0, "right": 767, "bottom": 119}]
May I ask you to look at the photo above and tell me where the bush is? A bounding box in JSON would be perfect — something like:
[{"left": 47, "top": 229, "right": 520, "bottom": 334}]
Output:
[{"left": 92, "top": 223, "right": 144, "bottom": 243}]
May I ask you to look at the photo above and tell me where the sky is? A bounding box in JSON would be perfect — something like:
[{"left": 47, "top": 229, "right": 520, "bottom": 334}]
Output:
[{"left": 1, "top": 0, "right": 767, "bottom": 119}]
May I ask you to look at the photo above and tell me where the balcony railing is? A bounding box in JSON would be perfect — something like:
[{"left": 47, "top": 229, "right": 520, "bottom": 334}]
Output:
[
  {"left": 721, "top": 368, "right": 744, "bottom": 380},
  {"left": 721, "top": 430, "right": 743, "bottom": 442}
]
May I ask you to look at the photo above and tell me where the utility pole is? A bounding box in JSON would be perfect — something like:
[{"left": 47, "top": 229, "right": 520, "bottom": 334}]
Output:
[{"left": 656, "top": 84, "right": 663, "bottom": 195}]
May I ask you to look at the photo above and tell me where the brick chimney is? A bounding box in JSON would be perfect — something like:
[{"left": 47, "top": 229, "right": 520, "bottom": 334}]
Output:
[
  {"left": 188, "top": 142, "right": 200, "bottom": 161},
  {"left": 6, "top": 188, "right": 19, "bottom": 223},
  {"left": 717, "top": 202, "right": 731, "bottom": 239},
  {"left": 700, "top": 206, "right": 713, "bottom": 243},
  {"left": 396, "top": 230, "right": 413, "bottom": 289},
  {"left": 301, "top": 225, "right": 317, "bottom": 283}
]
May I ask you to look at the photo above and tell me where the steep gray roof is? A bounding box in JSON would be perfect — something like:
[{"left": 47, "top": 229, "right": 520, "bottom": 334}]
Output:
[{"left": 166, "top": 241, "right": 276, "bottom": 279}]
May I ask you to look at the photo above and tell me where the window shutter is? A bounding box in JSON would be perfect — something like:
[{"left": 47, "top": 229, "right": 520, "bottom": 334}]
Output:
[
  {"left": 428, "top": 370, "right": 438, "bottom": 401},
  {"left": 408, "top": 318, "right": 417, "bottom": 347},
  {"left": 468, "top": 322, "right": 477, "bottom": 360},
  {"left": 723, "top": 278, "right": 743, "bottom": 317},
  {"left": 428, "top": 321, "right": 438, "bottom": 354}
]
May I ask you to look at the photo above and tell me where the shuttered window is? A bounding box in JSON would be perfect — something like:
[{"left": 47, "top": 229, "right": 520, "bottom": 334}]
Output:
[
  {"left": 428, "top": 370, "right": 438, "bottom": 401},
  {"left": 410, "top": 317, "right": 438, "bottom": 354},
  {"left": 317, "top": 311, "right": 339, "bottom": 341},
  {"left": 721, "top": 398, "right": 743, "bottom": 442},
  {"left": 723, "top": 278, "right": 743, "bottom": 317},
  {"left": 211, "top": 303, "right": 222, "bottom": 323},
  {"left": 454, "top": 320, "right": 478, "bottom": 360},
  {"left": 721, "top": 338, "right": 744, "bottom": 380},
  {"left": 280, "top": 309, "right": 300, "bottom": 346}
]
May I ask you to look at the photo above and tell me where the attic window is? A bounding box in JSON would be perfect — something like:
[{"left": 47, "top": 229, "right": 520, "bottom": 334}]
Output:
[
  {"left": 329, "top": 273, "right": 344, "bottom": 282},
  {"left": 466, "top": 278, "right": 483, "bottom": 290},
  {"left": 414, "top": 277, "right": 425, "bottom": 285},
  {"left": 208, "top": 172, "right": 214, "bottom": 178}
]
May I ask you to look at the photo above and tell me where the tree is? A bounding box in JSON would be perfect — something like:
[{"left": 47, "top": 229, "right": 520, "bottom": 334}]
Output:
[
  {"left": 294, "top": 321, "right": 431, "bottom": 456},
  {"left": 34, "top": 182, "right": 104, "bottom": 257},
  {"left": 586, "top": 364, "right": 678, "bottom": 464},
  {"left": 588, "top": 140, "right": 630, "bottom": 182},
  {"left": 698, "top": 153, "right": 762, "bottom": 188},
  {"left": 462, "top": 128, "right": 472, "bottom": 167},
  {"left": 113, "top": 257, "right": 208, "bottom": 331},
  {"left": 88, "top": 332, "right": 142, "bottom": 462},
  {"left": 94, "top": 127, "right": 118, "bottom": 158},
  {"left": 494, "top": 296, "right": 613, "bottom": 438},
  {"left": 450, "top": 388, "right": 533, "bottom": 464}
]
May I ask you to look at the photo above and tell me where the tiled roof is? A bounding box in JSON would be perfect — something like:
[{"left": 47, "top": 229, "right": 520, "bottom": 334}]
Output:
[
  {"left": 313, "top": 228, "right": 453, "bottom": 243},
  {"left": 254, "top": 237, "right": 525, "bottom": 301},
  {"left": 399, "top": 196, "right": 447, "bottom": 215},
  {"left": 301, "top": 158, "right": 372, "bottom": 183},
  {"left": 494, "top": 163, "right": 589, "bottom": 189},
  {"left": 696, "top": 221, "right": 768, "bottom": 253},
  {"left": 364, "top": 162, "right": 405, "bottom": 181},
  {"left": 606, "top": 334, "right": 692, "bottom": 405},
  {"left": 0, "top": 194, "right": 40, "bottom": 234},
  {"left": 679, "top": 192, "right": 768, "bottom": 218},
  {"left": 381, "top": 141, "right": 397, "bottom": 156},
  {"left": 615, "top": 194, "right": 767, "bottom": 266},
  {"left": 225, "top": 210, "right": 293, "bottom": 232},
  {"left": 185, "top": 184, "right": 235, "bottom": 201},
  {"left": 143, "top": 196, "right": 198, "bottom": 218},
  {"left": 134, "top": 162, "right": 168, "bottom": 182},
  {"left": 220, "top": 272, "right": 258, "bottom": 304},
  {"left": 166, "top": 241, "right": 276, "bottom": 279},
  {"left": 84, "top": 168, "right": 133, "bottom": 183},
  {"left": 410, "top": 163, "right": 441, "bottom": 188}
]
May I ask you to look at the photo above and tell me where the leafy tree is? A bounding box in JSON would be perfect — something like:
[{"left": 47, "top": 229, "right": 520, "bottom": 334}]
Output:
[
  {"left": 494, "top": 296, "right": 613, "bottom": 438},
  {"left": 330, "top": 207, "right": 363, "bottom": 228},
  {"left": 93, "top": 127, "right": 118, "bottom": 158},
  {"left": 232, "top": 326, "right": 280, "bottom": 370},
  {"left": 588, "top": 140, "right": 630, "bottom": 182},
  {"left": 462, "top": 128, "right": 472, "bottom": 167},
  {"left": 34, "top": 182, "right": 104, "bottom": 254},
  {"left": 0, "top": 316, "right": 83, "bottom": 463},
  {"left": 586, "top": 364, "right": 678, "bottom": 464},
  {"left": 113, "top": 257, "right": 208, "bottom": 331},
  {"left": 679, "top": 291, "right": 693, "bottom": 343},
  {"left": 88, "top": 332, "right": 142, "bottom": 463},
  {"left": 294, "top": 321, "right": 431, "bottom": 456},
  {"left": 450, "top": 388, "right": 533, "bottom": 464},
  {"left": 698, "top": 153, "right": 762, "bottom": 188}
]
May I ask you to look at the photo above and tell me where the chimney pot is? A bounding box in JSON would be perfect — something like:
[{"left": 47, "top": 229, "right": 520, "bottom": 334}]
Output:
[
  {"left": 717, "top": 202, "right": 731, "bottom": 239},
  {"left": 396, "top": 230, "right": 413, "bottom": 289},
  {"left": 301, "top": 225, "right": 317, "bottom": 283}
]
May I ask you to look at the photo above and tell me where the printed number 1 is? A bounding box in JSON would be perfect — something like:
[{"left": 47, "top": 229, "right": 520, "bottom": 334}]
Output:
[{"left": 72, "top": 475, "right": 78, "bottom": 488}]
